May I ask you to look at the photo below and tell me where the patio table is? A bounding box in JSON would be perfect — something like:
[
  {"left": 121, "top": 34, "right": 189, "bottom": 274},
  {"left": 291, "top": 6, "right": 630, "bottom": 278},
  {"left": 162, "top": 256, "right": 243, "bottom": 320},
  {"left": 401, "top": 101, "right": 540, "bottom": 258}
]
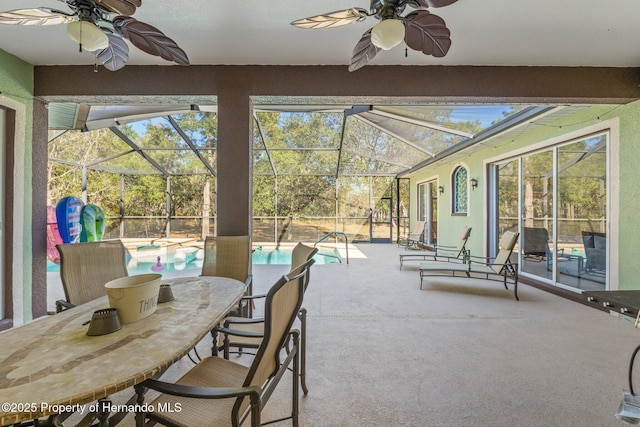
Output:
[{"left": 0, "top": 276, "right": 245, "bottom": 426}]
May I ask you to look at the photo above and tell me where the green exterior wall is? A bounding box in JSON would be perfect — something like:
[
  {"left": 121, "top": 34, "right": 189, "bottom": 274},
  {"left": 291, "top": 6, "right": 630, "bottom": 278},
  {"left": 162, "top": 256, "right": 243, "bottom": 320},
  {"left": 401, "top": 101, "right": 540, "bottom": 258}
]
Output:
[
  {"left": 410, "top": 101, "right": 640, "bottom": 291},
  {"left": 0, "top": 48, "right": 35, "bottom": 322},
  {"left": 614, "top": 101, "right": 640, "bottom": 289}
]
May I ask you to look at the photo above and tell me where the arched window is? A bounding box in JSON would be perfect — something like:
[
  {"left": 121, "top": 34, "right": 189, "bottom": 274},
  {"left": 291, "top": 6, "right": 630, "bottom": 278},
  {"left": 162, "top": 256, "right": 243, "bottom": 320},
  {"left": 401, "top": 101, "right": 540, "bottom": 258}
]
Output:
[{"left": 453, "top": 166, "right": 468, "bottom": 214}]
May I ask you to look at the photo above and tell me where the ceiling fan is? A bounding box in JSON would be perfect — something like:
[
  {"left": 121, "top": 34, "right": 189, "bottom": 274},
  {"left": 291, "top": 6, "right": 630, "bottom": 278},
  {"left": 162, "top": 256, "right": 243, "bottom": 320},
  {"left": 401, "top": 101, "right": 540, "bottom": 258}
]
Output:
[
  {"left": 0, "top": 0, "right": 189, "bottom": 71},
  {"left": 291, "top": 0, "right": 458, "bottom": 72}
]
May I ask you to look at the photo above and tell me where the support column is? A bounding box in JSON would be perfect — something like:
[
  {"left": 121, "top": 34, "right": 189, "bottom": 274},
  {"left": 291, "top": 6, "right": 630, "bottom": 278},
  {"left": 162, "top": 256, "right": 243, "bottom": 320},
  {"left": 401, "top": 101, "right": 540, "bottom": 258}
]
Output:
[
  {"left": 31, "top": 99, "right": 48, "bottom": 319},
  {"left": 216, "top": 93, "right": 253, "bottom": 237}
]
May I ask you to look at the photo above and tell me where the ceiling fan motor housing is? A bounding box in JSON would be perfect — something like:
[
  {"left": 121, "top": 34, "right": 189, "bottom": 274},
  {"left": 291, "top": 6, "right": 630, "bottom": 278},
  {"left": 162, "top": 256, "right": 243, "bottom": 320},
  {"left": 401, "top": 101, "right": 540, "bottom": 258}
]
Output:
[{"left": 371, "top": 0, "right": 407, "bottom": 19}]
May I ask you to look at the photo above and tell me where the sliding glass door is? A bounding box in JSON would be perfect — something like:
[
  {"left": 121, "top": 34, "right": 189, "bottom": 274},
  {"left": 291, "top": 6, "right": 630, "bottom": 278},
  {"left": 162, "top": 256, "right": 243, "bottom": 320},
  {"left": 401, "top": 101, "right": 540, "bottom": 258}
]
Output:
[
  {"left": 418, "top": 180, "right": 438, "bottom": 245},
  {"left": 521, "top": 150, "right": 553, "bottom": 280},
  {"left": 492, "top": 132, "right": 608, "bottom": 292},
  {"left": 556, "top": 135, "right": 607, "bottom": 290}
]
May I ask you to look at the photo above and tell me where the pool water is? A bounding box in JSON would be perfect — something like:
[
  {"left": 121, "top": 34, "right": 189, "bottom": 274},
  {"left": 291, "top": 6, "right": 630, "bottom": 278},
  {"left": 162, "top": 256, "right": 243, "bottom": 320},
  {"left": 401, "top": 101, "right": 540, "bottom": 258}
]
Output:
[
  {"left": 252, "top": 246, "right": 341, "bottom": 265},
  {"left": 47, "top": 245, "right": 340, "bottom": 274}
]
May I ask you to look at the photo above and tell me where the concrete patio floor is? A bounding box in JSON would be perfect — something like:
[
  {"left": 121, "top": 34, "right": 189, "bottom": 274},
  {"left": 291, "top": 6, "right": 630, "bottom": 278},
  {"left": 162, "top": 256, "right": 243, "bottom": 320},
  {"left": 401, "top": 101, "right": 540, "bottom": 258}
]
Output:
[{"left": 48, "top": 242, "right": 640, "bottom": 426}]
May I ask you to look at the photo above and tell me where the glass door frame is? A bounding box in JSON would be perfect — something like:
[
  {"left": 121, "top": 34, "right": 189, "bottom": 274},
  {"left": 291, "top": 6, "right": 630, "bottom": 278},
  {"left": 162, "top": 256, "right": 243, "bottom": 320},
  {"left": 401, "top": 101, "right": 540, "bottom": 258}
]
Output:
[
  {"left": 418, "top": 180, "right": 439, "bottom": 246},
  {"left": 370, "top": 196, "right": 392, "bottom": 243},
  {"left": 488, "top": 130, "right": 610, "bottom": 292}
]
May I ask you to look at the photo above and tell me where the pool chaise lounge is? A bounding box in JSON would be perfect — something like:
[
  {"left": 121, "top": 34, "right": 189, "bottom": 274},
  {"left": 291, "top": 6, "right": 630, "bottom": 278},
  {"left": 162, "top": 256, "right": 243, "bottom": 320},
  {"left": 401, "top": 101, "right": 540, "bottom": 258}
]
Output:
[
  {"left": 418, "top": 230, "right": 520, "bottom": 300},
  {"left": 399, "top": 226, "right": 471, "bottom": 270}
]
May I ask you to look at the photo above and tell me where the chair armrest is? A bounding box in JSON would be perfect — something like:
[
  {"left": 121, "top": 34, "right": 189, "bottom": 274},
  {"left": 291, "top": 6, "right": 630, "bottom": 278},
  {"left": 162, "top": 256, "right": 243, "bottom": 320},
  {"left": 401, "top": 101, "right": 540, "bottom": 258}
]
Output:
[
  {"left": 223, "top": 317, "right": 265, "bottom": 326},
  {"left": 55, "top": 300, "right": 75, "bottom": 313},
  {"left": 432, "top": 244, "right": 458, "bottom": 251},
  {"left": 468, "top": 253, "right": 494, "bottom": 264},
  {"left": 242, "top": 293, "right": 266, "bottom": 301},
  {"left": 139, "top": 378, "right": 261, "bottom": 400},
  {"left": 216, "top": 326, "right": 264, "bottom": 339},
  {"left": 484, "top": 261, "right": 518, "bottom": 271},
  {"left": 244, "top": 274, "right": 253, "bottom": 289}
]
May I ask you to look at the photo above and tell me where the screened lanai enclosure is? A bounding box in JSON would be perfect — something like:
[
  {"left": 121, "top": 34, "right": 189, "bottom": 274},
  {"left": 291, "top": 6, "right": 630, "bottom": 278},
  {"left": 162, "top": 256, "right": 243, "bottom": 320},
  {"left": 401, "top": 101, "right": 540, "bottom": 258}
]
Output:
[
  {"left": 47, "top": 101, "right": 545, "bottom": 245},
  {"left": 46, "top": 99, "right": 612, "bottom": 292}
]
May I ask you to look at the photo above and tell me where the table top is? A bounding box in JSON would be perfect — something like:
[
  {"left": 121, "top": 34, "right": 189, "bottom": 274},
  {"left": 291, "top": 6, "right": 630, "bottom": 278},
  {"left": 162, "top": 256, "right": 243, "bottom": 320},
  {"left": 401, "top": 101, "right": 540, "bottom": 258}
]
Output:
[{"left": 0, "top": 276, "right": 245, "bottom": 426}]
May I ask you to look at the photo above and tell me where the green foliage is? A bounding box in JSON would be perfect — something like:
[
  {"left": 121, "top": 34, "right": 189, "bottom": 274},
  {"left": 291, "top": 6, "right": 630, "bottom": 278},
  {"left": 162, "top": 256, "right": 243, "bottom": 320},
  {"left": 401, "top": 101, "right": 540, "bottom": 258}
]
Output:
[
  {"left": 49, "top": 106, "right": 484, "bottom": 238},
  {"left": 498, "top": 135, "right": 608, "bottom": 235},
  {"left": 47, "top": 113, "right": 218, "bottom": 229}
]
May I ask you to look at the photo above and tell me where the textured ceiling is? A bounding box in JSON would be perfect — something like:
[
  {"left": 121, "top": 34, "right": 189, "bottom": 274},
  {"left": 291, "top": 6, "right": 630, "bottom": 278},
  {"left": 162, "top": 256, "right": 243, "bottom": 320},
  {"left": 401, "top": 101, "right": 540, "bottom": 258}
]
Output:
[{"left": 0, "top": 0, "right": 639, "bottom": 69}]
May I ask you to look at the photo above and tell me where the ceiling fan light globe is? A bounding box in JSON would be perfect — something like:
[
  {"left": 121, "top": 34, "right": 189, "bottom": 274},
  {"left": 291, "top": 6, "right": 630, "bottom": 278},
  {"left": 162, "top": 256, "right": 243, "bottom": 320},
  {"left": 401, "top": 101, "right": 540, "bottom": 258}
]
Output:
[
  {"left": 67, "top": 20, "right": 109, "bottom": 52},
  {"left": 370, "top": 18, "right": 405, "bottom": 50}
]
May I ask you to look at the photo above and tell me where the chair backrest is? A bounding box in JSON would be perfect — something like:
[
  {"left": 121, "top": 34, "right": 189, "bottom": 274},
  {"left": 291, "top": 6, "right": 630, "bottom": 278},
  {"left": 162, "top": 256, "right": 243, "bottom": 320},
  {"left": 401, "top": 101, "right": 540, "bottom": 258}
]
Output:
[
  {"left": 523, "top": 227, "right": 549, "bottom": 256},
  {"left": 201, "top": 235, "right": 251, "bottom": 281},
  {"left": 57, "top": 240, "right": 128, "bottom": 306},
  {"left": 233, "top": 258, "right": 315, "bottom": 418},
  {"left": 290, "top": 242, "right": 319, "bottom": 271},
  {"left": 454, "top": 226, "right": 472, "bottom": 254},
  {"left": 492, "top": 231, "right": 520, "bottom": 271},
  {"left": 290, "top": 242, "right": 319, "bottom": 291}
]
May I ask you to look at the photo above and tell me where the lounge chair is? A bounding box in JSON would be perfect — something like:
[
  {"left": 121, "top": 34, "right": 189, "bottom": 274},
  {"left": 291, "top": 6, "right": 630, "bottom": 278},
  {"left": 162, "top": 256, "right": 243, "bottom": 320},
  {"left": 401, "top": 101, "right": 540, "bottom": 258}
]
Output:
[
  {"left": 399, "top": 226, "right": 471, "bottom": 270},
  {"left": 398, "top": 219, "right": 426, "bottom": 249},
  {"left": 419, "top": 230, "right": 520, "bottom": 300}
]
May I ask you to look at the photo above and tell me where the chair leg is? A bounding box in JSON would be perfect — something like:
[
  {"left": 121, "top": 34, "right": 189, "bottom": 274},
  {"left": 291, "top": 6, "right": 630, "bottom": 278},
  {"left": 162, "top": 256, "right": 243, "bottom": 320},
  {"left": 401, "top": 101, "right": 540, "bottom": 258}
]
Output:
[
  {"left": 211, "top": 329, "right": 219, "bottom": 357},
  {"left": 298, "top": 307, "right": 308, "bottom": 395},
  {"left": 292, "top": 332, "right": 300, "bottom": 427},
  {"left": 134, "top": 385, "right": 146, "bottom": 427}
]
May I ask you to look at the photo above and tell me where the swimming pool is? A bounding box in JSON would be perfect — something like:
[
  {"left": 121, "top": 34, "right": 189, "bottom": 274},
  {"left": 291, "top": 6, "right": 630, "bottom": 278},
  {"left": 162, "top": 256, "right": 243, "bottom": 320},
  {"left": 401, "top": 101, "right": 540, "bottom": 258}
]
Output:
[
  {"left": 252, "top": 246, "right": 341, "bottom": 265},
  {"left": 47, "top": 245, "right": 340, "bottom": 274}
]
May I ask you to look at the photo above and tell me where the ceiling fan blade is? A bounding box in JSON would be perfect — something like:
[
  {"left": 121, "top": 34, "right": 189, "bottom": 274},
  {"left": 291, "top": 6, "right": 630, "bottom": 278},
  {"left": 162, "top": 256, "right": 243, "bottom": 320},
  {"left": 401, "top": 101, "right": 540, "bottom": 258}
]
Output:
[
  {"left": 291, "top": 8, "right": 369, "bottom": 29},
  {"left": 114, "top": 16, "right": 189, "bottom": 65},
  {"left": 404, "top": 11, "right": 451, "bottom": 57},
  {"left": 410, "top": 0, "right": 458, "bottom": 8},
  {"left": 0, "top": 8, "right": 73, "bottom": 26},
  {"left": 97, "top": 34, "right": 129, "bottom": 71},
  {"left": 349, "top": 29, "right": 380, "bottom": 72},
  {"left": 95, "top": 0, "right": 141, "bottom": 16}
]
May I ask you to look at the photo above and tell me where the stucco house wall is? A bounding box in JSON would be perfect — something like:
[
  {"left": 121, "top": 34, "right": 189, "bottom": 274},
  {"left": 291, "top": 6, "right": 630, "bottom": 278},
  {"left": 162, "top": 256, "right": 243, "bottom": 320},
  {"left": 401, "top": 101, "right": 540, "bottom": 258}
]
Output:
[
  {"left": 409, "top": 101, "right": 640, "bottom": 291},
  {"left": 0, "top": 48, "right": 35, "bottom": 325}
]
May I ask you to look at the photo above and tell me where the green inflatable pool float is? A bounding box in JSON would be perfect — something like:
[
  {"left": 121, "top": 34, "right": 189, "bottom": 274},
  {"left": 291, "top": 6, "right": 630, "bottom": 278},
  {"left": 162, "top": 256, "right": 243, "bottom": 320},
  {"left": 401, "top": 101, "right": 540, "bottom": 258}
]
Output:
[{"left": 80, "top": 204, "right": 105, "bottom": 242}]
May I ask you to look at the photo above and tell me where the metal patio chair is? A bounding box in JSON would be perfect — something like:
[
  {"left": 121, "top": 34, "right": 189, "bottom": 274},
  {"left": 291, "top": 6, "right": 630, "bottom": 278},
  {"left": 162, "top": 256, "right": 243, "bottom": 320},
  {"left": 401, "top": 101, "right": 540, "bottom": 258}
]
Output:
[
  {"left": 217, "top": 242, "right": 319, "bottom": 394},
  {"left": 55, "top": 240, "right": 128, "bottom": 312},
  {"left": 201, "top": 235, "right": 253, "bottom": 318},
  {"left": 134, "top": 262, "right": 312, "bottom": 427}
]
